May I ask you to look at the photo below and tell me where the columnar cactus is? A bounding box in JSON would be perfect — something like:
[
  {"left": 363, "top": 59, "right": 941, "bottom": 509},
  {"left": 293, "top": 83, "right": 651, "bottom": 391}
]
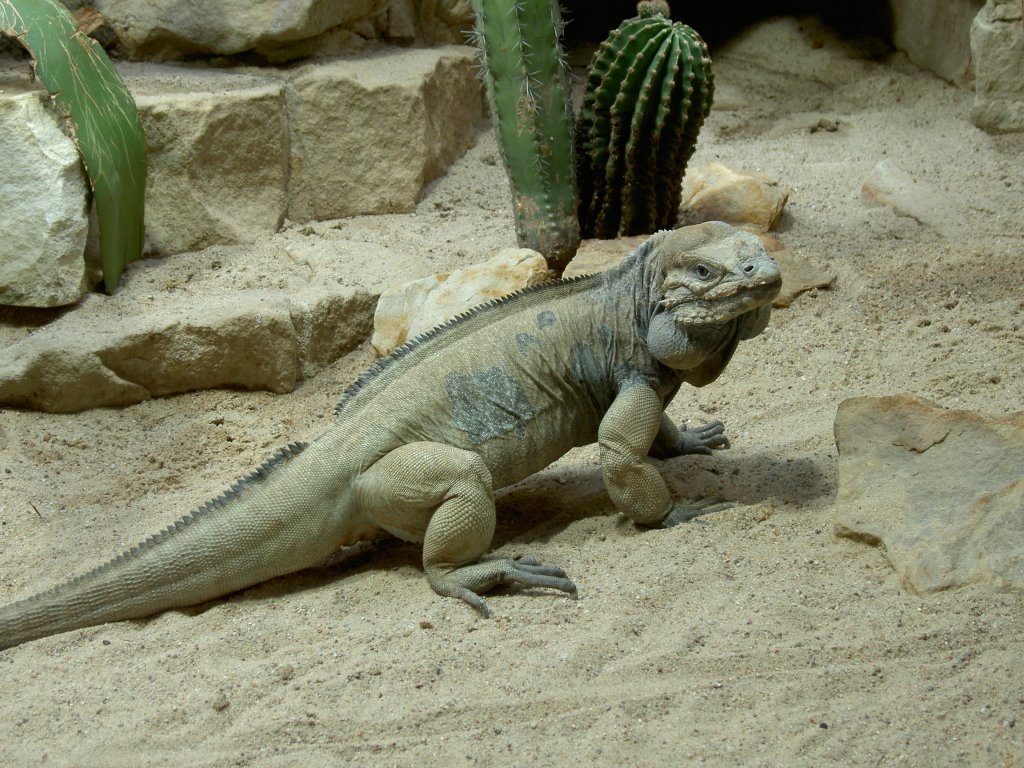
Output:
[
  {"left": 576, "top": 0, "right": 714, "bottom": 238},
  {"left": 470, "top": 0, "right": 580, "bottom": 271}
]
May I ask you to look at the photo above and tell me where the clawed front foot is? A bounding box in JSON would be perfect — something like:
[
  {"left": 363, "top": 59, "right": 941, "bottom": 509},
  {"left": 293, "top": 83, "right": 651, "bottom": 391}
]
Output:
[
  {"left": 426, "top": 556, "right": 578, "bottom": 618},
  {"left": 657, "top": 498, "right": 733, "bottom": 528},
  {"left": 677, "top": 420, "right": 730, "bottom": 455}
]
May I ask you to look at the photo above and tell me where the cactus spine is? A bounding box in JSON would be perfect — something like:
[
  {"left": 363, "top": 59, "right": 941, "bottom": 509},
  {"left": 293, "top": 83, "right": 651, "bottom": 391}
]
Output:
[
  {"left": 471, "top": 0, "right": 580, "bottom": 271},
  {"left": 576, "top": 1, "right": 714, "bottom": 238}
]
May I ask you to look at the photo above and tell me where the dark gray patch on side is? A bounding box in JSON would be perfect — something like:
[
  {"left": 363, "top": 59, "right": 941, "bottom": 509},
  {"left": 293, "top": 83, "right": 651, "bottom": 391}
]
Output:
[
  {"left": 446, "top": 366, "right": 537, "bottom": 445},
  {"left": 570, "top": 341, "right": 613, "bottom": 411},
  {"left": 537, "top": 310, "right": 556, "bottom": 329},
  {"left": 570, "top": 342, "right": 603, "bottom": 386},
  {"left": 515, "top": 332, "right": 541, "bottom": 355}
]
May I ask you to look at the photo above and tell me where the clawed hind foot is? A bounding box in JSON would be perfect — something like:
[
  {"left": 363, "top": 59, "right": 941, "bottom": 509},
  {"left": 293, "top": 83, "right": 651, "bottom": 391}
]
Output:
[{"left": 427, "top": 556, "right": 577, "bottom": 618}]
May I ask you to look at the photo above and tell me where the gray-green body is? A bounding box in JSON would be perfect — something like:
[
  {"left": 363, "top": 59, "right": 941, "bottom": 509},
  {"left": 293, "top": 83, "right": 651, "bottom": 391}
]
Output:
[{"left": 0, "top": 222, "right": 781, "bottom": 649}]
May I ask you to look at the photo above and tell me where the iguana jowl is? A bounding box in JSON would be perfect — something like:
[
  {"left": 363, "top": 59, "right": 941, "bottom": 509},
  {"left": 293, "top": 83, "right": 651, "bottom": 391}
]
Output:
[{"left": 0, "top": 222, "right": 781, "bottom": 649}]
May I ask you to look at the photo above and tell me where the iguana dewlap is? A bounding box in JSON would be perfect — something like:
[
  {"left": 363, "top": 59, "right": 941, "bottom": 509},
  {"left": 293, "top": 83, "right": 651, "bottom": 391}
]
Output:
[{"left": 0, "top": 222, "right": 781, "bottom": 649}]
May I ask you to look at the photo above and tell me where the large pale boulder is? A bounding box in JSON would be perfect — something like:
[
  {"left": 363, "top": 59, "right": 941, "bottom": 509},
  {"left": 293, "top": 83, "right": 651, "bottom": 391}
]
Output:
[
  {"left": 286, "top": 45, "right": 483, "bottom": 221},
  {"left": 835, "top": 396, "right": 1024, "bottom": 593},
  {"left": 971, "top": 0, "right": 1024, "bottom": 133},
  {"left": 371, "top": 248, "right": 551, "bottom": 356},
  {"left": 679, "top": 162, "right": 789, "bottom": 233},
  {"left": 121, "top": 64, "right": 290, "bottom": 256},
  {"left": 889, "top": 0, "right": 984, "bottom": 82},
  {"left": 89, "top": 0, "right": 384, "bottom": 60},
  {"left": 860, "top": 158, "right": 967, "bottom": 236},
  {"left": 0, "top": 87, "right": 89, "bottom": 307},
  {"left": 0, "top": 285, "right": 374, "bottom": 413}
]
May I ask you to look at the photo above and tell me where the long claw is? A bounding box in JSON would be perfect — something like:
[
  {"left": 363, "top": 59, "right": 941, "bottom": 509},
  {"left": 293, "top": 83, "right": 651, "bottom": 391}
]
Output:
[
  {"left": 677, "top": 420, "right": 730, "bottom": 455},
  {"left": 427, "top": 556, "right": 577, "bottom": 617},
  {"left": 660, "top": 498, "right": 733, "bottom": 527}
]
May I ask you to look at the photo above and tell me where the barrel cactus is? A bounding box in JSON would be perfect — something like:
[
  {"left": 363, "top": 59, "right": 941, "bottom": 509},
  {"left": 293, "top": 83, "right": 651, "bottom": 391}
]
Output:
[
  {"left": 576, "top": 0, "right": 714, "bottom": 238},
  {"left": 470, "top": 0, "right": 580, "bottom": 271}
]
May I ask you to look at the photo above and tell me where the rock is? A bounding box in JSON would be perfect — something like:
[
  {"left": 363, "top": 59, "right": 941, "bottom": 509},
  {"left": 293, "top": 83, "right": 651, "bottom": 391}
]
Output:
[
  {"left": 889, "top": 0, "right": 983, "bottom": 83},
  {"left": 679, "top": 162, "right": 789, "bottom": 233},
  {"left": 971, "top": 0, "right": 1024, "bottom": 133},
  {"left": 86, "top": 0, "right": 472, "bottom": 60},
  {"left": 0, "top": 87, "right": 90, "bottom": 308},
  {"left": 835, "top": 396, "right": 1024, "bottom": 593},
  {"left": 860, "top": 159, "right": 966, "bottom": 234},
  {"left": 0, "top": 285, "right": 374, "bottom": 413},
  {"left": 286, "top": 46, "right": 483, "bottom": 222},
  {"left": 770, "top": 249, "right": 834, "bottom": 308},
  {"left": 563, "top": 236, "right": 650, "bottom": 279},
  {"left": 89, "top": 0, "right": 385, "bottom": 60},
  {"left": 122, "top": 64, "right": 289, "bottom": 256},
  {"left": 371, "top": 248, "right": 551, "bottom": 357}
]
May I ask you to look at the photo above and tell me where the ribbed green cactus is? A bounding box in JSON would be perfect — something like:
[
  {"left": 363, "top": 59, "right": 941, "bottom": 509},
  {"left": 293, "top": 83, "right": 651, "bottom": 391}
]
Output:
[
  {"left": 470, "top": 0, "right": 580, "bottom": 271},
  {"left": 1, "top": 0, "right": 147, "bottom": 292},
  {"left": 576, "top": 0, "right": 714, "bottom": 239}
]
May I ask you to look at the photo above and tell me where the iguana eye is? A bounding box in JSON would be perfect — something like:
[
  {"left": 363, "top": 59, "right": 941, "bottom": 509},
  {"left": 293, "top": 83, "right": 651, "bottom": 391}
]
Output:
[{"left": 694, "top": 263, "right": 715, "bottom": 280}]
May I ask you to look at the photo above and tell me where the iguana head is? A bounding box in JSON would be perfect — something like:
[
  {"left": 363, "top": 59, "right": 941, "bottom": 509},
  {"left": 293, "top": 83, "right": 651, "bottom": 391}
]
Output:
[
  {"left": 643, "top": 221, "right": 782, "bottom": 376},
  {"left": 654, "top": 221, "right": 781, "bottom": 327}
]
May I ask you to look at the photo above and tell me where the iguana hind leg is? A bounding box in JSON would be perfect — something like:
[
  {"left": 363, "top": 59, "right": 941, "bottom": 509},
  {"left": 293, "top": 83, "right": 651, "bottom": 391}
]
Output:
[{"left": 355, "top": 442, "right": 576, "bottom": 617}]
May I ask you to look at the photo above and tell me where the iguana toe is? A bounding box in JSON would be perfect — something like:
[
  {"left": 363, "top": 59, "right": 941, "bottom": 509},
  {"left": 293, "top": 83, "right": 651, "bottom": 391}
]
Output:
[
  {"left": 426, "top": 557, "right": 577, "bottom": 617},
  {"left": 659, "top": 498, "right": 733, "bottom": 527},
  {"left": 677, "top": 420, "right": 730, "bottom": 455}
]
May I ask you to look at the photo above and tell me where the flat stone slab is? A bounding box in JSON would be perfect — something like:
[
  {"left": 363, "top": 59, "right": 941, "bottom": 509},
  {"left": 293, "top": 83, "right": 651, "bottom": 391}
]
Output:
[
  {"left": 835, "top": 395, "right": 1024, "bottom": 593},
  {"left": 0, "top": 284, "right": 374, "bottom": 413}
]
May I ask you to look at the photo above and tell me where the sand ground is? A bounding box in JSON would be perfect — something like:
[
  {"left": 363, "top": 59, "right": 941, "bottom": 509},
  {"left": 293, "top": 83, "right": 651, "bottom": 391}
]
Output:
[{"left": 1, "top": 16, "right": 1023, "bottom": 768}]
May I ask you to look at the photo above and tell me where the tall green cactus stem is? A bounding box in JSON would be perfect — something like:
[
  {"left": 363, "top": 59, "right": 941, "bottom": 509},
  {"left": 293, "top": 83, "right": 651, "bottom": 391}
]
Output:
[
  {"left": 1, "top": 0, "right": 146, "bottom": 292},
  {"left": 471, "top": 0, "right": 580, "bottom": 271},
  {"left": 576, "top": 1, "right": 713, "bottom": 239}
]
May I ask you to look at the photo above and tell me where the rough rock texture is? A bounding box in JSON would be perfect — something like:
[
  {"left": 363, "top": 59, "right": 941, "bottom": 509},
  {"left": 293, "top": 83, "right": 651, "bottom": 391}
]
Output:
[
  {"left": 0, "top": 46, "right": 482, "bottom": 269},
  {"left": 122, "top": 65, "right": 289, "bottom": 256},
  {"left": 971, "top": 0, "right": 1024, "bottom": 133},
  {"left": 371, "top": 247, "right": 550, "bottom": 356},
  {"left": 679, "top": 162, "right": 789, "bottom": 233},
  {"left": 835, "top": 396, "right": 1024, "bottom": 593},
  {"left": 286, "top": 46, "right": 483, "bottom": 221},
  {"left": 889, "top": 0, "right": 984, "bottom": 82},
  {"left": 562, "top": 236, "right": 650, "bottom": 279},
  {"left": 90, "top": 0, "right": 381, "bottom": 60},
  {"left": 0, "top": 285, "right": 374, "bottom": 413},
  {"left": 860, "top": 158, "right": 967, "bottom": 235},
  {"left": 0, "top": 87, "right": 89, "bottom": 307},
  {"left": 766, "top": 248, "right": 834, "bottom": 309},
  {"left": 86, "top": 0, "right": 473, "bottom": 60}
]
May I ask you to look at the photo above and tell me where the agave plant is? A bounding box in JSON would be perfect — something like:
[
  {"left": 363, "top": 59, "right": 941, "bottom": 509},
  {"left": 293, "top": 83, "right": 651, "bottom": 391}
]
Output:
[{"left": 0, "top": 0, "right": 146, "bottom": 291}]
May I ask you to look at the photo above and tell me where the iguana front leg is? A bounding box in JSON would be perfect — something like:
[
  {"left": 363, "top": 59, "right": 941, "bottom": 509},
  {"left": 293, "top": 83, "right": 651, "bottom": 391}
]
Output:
[
  {"left": 599, "top": 385, "right": 724, "bottom": 527},
  {"left": 354, "top": 442, "right": 577, "bottom": 617}
]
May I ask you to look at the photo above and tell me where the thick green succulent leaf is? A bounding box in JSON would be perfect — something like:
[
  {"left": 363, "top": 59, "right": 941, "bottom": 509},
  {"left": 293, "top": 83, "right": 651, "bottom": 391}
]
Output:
[{"left": 1, "top": 0, "right": 146, "bottom": 291}]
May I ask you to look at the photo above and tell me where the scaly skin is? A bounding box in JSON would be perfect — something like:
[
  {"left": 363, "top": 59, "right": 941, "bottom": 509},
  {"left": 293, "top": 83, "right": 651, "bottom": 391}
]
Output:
[{"left": 0, "top": 221, "right": 781, "bottom": 649}]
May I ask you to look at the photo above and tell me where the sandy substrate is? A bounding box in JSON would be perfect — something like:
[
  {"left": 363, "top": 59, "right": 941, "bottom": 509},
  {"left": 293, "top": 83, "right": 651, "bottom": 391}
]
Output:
[{"left": 1, "top": 17, "right": 1023, "bottom": 767}]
